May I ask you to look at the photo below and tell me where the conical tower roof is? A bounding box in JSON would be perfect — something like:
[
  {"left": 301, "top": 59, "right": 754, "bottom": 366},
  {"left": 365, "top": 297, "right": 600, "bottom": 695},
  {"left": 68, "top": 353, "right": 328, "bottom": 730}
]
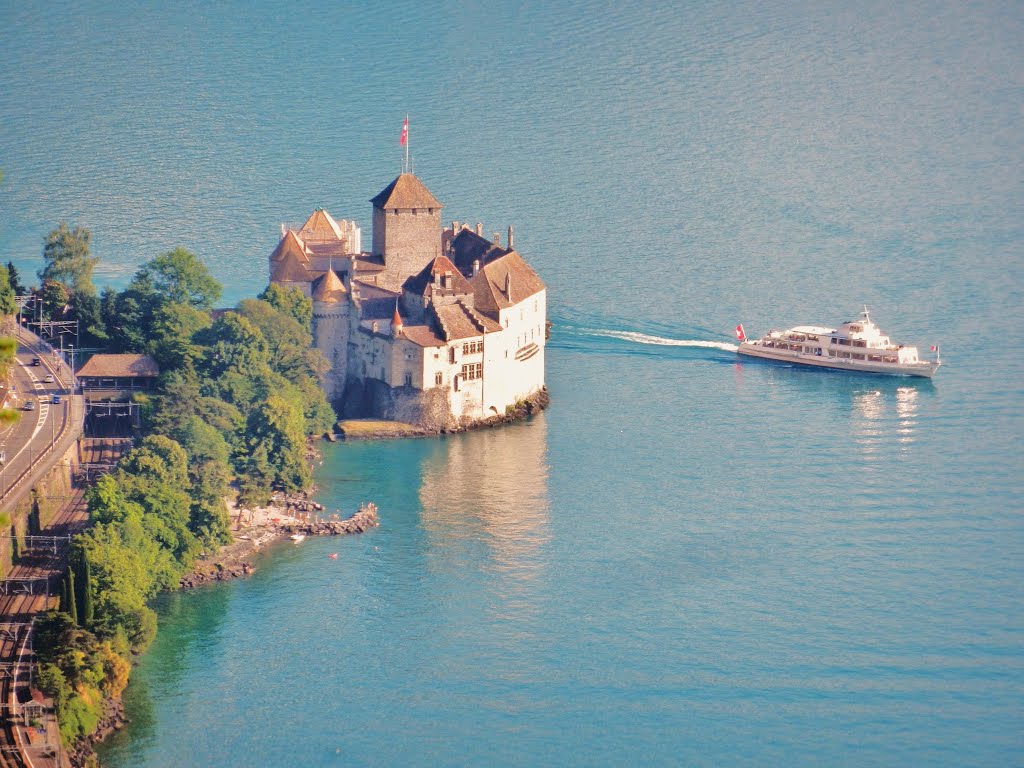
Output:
[
  {"left": 299, "top": 208, "right": 344, "bottom": 240},
  {"left": 311, "top": 268, "right": 348, "bottom": 304},
  {"left": 270, "top": 229, "right": 309, "bottom": 263},
  {"left": 370, "top": 173, "right": 443, "bottom": 210}
]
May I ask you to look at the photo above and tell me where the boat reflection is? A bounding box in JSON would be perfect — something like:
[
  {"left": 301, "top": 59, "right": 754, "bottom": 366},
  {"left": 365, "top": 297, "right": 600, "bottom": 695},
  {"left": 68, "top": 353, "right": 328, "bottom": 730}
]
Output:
[{"left": 851, "top": 385, "right": 921, "bottom": 459}]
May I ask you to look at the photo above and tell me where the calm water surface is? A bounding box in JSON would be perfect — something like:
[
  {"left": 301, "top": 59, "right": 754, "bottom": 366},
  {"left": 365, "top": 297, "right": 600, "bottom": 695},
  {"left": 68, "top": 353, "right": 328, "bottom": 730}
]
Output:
[{"left": 1, "top": 1, "right": 1021, "bottom": 765}]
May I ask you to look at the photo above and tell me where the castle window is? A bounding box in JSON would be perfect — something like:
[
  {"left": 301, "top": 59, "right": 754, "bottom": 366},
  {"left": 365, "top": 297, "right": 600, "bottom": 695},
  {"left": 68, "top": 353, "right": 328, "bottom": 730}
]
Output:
[
  {"left": 449, "top": 347, "right": 456, "bottom": 363},
  {"left": 435, "top": 372, "right": 443, "bottom": 386},
  {"left": 404, "top": 372, "right": 413, "bottom": 386},
  {"left": 460, "top": 363, "right": 483, "bottom": 381},
  {"left": 381, "top": 367, "right": 386, "bottom": 379}
]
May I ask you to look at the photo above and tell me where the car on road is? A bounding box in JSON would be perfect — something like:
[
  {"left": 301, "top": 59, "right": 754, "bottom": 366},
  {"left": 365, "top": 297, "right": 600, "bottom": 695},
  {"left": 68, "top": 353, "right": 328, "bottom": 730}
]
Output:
[
  {"left": 44, "top": 374, "right": 54, "bottom": 383},
  {"left": 0, "top": 451, "right": 5, "bottom": 464},
  {"left": 23, "top": 400, "right": 34, "bottom": 411},
  {"left": 52, "top": 394, "right": 61, "bottom": 404}
]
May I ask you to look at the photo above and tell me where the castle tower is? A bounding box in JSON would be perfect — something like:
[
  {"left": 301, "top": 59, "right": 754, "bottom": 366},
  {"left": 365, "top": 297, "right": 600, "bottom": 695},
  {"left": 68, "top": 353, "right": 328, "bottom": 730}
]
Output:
[
  {"left": 310, "top": 268, "right": 350, "bottom": 402},
  {"left": 370, "top": 173, "right": 443, "bottom": 291}
]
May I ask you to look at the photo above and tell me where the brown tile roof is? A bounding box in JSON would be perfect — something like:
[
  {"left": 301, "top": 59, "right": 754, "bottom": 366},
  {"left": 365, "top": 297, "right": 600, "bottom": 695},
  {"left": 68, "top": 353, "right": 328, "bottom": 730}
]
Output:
[
  {"left": 272, "top": 249, "right": 313, "bottom": 283},
  {"left": 305, "top": 241, "right": 351, "bottom": 258},
  {"left": 298, "top": 208, "right": 343, "bottom": 241},
  {"left": 470, "top": 251, "right": 546, "bottom": 313},
  {"left": 434, "top": 302, "right": 501, "bottom": 341},
  {"left": 400, "top": 324, "right": 445, "bottom": 348},
  {"left": 370, "top": 173, "right": 443, "bottom": 210},
  {"left": 311, "top": 269, "right": 348, "bottom": 303},
  {"left": 77, "top": 354, "right": 160, "bottom": 379},
  {"left": 402, "top": 255, "right": 473, "bottom": 297},
  {"left": 270, "top": 229, "right": 309, "bottom": 263},
  {"left": 353, "top": 256, "right": 386, "bottom": 273}
]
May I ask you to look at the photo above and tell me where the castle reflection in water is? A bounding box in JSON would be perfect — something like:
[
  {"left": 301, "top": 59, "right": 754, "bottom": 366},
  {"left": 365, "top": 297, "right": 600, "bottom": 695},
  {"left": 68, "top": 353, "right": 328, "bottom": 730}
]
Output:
[{"left": 418, "top": 415, "right": 551, "bottom": 596}]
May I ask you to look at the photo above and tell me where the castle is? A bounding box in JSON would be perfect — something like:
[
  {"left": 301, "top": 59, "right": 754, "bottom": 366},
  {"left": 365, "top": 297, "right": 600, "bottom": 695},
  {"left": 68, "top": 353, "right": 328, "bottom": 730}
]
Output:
[{"left": 269, "top": 172, "right": 547, "bottom": 430}]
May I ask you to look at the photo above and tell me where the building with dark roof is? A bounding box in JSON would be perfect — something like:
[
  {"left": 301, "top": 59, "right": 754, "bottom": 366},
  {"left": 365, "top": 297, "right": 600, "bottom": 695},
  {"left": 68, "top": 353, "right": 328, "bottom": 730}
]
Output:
[
  {"left": 268, "top": 171, "right": 546, "bottom": 429},
  {"left": 76, "top": 354, "right": 160, "bottom": 393}
]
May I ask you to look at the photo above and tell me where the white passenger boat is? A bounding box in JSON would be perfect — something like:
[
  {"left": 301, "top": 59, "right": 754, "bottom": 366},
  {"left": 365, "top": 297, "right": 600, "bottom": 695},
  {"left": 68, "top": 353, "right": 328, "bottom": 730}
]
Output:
[{"left": 736, "top": 308, "right": 940, "bottom": 378}]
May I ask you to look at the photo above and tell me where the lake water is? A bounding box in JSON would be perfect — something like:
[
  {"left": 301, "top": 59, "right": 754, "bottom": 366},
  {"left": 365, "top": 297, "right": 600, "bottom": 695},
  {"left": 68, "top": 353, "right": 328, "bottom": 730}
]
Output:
[{"left": 2, "top": 1, "right": 1022, "bottom": 765}]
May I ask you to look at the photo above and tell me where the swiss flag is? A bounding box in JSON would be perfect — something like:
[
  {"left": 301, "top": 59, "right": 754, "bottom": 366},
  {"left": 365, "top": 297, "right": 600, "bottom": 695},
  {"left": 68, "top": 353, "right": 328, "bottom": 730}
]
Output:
[
  {"left": 735, "top": 324, "right": 746, "bottom": 341},
  {"left": 400, "top": 117, "right": 408, "bottom": 146}
]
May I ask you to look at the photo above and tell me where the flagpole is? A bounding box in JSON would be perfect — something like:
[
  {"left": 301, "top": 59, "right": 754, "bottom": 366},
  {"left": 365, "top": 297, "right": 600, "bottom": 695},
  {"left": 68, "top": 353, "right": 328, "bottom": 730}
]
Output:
[{"left": 405, "top": 114, "right": 409, "bottom": 173}]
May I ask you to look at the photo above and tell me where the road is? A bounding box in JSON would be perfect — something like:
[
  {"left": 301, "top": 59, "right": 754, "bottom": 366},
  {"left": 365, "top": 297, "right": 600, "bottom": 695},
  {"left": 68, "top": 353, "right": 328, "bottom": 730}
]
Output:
[{"left": 0, "top": 337, "right": 74, "bottom": 506}]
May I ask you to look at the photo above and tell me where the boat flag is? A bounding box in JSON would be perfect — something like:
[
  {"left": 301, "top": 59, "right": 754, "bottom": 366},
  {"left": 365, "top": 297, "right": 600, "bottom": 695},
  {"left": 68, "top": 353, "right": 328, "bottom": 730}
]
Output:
[
  {"left": 735, "top": 324, "right": 746, "bottom": 342},
  {"left": 930, "top": 345, "right": 938, "bottom": 351},
  {"left": 400, "top": 117, "right": 408, "bottom": 146}
]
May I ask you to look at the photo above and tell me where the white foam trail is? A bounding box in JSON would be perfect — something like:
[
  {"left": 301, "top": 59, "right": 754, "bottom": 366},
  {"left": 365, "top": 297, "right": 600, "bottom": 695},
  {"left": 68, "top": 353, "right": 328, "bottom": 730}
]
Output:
[{"left": 587, "top": 329, "right": 739, "bottom": 352}]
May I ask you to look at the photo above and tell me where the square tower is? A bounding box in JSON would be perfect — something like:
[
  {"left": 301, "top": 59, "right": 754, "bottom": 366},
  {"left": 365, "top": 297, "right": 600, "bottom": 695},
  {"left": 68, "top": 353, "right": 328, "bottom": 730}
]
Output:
[{"left": 370, "top": 173, "right": 443, "bottom": 291}]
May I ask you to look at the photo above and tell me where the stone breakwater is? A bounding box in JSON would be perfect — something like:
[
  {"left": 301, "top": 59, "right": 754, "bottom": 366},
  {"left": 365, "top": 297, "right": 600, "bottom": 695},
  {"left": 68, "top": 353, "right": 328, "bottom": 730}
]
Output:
[{"left": 179, "top": 503, "right": 380, "bottom": 590}]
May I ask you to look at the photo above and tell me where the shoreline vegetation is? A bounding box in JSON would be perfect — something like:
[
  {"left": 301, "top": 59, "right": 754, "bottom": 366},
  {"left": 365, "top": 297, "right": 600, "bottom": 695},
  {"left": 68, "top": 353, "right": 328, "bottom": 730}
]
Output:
[
  {"left": 8, "top": 223, "right": 546, "bottom": 767},
  {"left": 21, "top": 227, "right": 338, "bottom": 766}
]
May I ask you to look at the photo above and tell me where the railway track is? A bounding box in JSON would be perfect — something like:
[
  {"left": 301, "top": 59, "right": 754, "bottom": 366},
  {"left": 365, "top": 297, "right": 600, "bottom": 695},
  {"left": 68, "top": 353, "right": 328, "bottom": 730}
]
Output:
[{"left": 0, "top": 487, "right": 89, "bottom": 768}]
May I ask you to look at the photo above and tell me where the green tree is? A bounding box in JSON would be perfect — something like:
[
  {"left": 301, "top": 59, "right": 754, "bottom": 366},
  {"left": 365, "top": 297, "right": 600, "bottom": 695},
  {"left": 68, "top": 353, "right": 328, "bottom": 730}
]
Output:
[
  {"left": 0, "top": 265, "right": 17, "bottom": 317},
  {"left": 39, "top": 279, "right": 70, "bottom": 319},
  {"left": 80, "top": 554, "right": 94, "bottom": 628},
  {"left": 6, "top": 262, "right": 26, "bottom": 296},
  {"left": 134, "top": 247, "right": 222, "bottom": 310},
  {"left": 105, "top": 284, "right": 158, "bottom": 352},
  {"left": 149, "top": 301, "right": 211, "bottom": 371},
  {"left": 259, "top": 282, "right": 312, "bottom": 327},
  {"left": 65, "top": 566, "right": 78, "bottom": 625},
  {"left": 240, "top": 394, "right": 311, "bottom": 494},
  {"left": 40, "top": 223, "right": 98, "bottom": 296},
  {"left": 168, "top": 415, "right": 233, "bottom": 543},
  {"left": 199, "top": 312, "right": 270, "bottom": 379},
  {"left": 119, "top": 435, "right": 190, "bottom": 490},
  {"left": 70, "top": 291, "right": 107, "bottom": 347}
]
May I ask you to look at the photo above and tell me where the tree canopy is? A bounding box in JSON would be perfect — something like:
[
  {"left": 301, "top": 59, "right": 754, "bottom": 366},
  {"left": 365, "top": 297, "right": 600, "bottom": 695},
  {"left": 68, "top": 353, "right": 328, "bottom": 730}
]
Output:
[
  {"left": 40, "top": 223, "right": 98, "bottom": 296},
  {"left": 131, "top": 247, "right": 222, "bottom": 310}
]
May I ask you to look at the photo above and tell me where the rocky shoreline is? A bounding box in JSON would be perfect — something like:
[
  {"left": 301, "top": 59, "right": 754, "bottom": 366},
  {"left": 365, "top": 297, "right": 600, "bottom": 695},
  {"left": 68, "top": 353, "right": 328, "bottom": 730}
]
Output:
[
  {"left": 336, "top": 387, "right": 550, "bottom": 440},
  {"left": 70, "top": 697, "right": 125, "bottom": 767},
  {"left": 179, "top": 498, "right": 380, "bottom": 589}
]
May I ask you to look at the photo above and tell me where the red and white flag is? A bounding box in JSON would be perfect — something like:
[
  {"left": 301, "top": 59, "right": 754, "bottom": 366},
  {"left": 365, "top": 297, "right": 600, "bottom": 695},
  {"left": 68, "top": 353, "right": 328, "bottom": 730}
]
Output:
[
  {"left": 400, "top": 117, "right": 408, "bottom": 146},
  {"left": 930, "top": 345, "right": 938, "bottom": 351},
  {"left": 735, "top": 324, "right": 746, "bottom": 341}
]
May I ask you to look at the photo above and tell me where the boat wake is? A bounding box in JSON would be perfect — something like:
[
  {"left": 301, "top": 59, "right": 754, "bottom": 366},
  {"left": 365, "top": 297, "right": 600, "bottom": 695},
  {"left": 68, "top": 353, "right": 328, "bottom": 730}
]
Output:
[{"left": 586, "top": 329, "right": 738, "bottom": 352}]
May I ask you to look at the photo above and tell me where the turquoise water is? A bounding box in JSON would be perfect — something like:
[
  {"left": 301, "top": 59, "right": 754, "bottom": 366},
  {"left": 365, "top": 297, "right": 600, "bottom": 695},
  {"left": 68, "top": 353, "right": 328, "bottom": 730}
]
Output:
[{"left": 2, "top": 1, "right": 1022, "bottom": 765}]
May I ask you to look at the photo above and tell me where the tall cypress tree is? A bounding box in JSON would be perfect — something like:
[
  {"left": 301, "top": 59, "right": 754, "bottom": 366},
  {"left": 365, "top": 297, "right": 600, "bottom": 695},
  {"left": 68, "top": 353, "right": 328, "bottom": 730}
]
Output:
[
  {"left": 59, "top": 574, "right": 69, "bottom": 614},
  {"left": 65, "top": 566, "right": 78, "bottom": 626},
  {"left": 79, "top": 554, "right": 93, "bottom": 628}
]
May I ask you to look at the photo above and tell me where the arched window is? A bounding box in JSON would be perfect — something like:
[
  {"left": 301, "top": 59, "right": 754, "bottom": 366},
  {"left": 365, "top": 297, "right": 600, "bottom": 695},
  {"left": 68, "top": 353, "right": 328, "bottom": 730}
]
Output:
[
  {"left": 404, "top": 372, "right": 412, "bottom": 387},
  {"left": 435, "top": 372, "right": 443, "bottom": 386}
]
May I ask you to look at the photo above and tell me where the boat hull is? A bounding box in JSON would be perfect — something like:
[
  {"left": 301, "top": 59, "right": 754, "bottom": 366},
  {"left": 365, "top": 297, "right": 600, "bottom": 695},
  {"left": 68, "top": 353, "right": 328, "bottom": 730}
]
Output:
[{"left": 737, "top": 343, "right": 939, "bottom": 377}]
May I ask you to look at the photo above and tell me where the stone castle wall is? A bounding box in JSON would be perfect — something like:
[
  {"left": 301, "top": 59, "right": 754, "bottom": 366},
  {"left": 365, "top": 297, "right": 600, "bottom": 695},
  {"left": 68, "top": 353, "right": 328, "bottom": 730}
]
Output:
[{"left": 373, "top": 207, "right": 442, "bottom": 291}]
